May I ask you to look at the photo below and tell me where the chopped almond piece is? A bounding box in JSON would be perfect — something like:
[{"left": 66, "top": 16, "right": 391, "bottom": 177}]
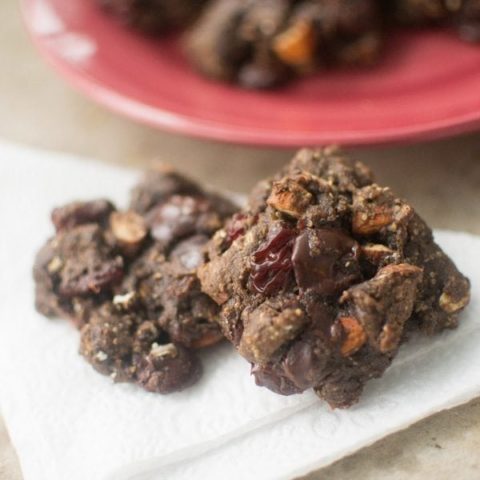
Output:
[
  {"left": 339, "top": 316, "right": 367, "bottom": 357},
  {"left": 273, "top": 21, "right": 316, "bottom": 68}
]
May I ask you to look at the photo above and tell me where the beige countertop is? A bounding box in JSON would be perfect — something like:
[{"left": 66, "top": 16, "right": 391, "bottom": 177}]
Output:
[{"left": 1, "top": 1, "right": 480, "bottom": 478}]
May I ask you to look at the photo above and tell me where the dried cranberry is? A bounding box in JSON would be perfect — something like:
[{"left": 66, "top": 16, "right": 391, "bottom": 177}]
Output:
[
  {"left": 225, "top": 213, "right": 248, "bottom": 246},
  {"left": 250, "top": 226, "right": 297, "bottom": 295},
  {"left": 292, "top": 228, "right": 361, "bottom": 296}
]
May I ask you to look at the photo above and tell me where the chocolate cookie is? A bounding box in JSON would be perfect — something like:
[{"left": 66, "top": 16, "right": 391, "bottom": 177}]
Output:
[
  {"left": 34, "top": 166, "right": 237, "bottom": 393},
  {"left": 98, "top": 0, "right": 206, "bottom": 34},
  {"left": 199, "top": 147, "right": 470, "bottom": 408},
  {"left": 33, "top": 200, "right": 125, "bottom": 328},
  {"left": 186, "top": 0, "right": 383, "bottom": 89},
  {"left": 390, "top": 0, "right": 480, "bottom": 42}
]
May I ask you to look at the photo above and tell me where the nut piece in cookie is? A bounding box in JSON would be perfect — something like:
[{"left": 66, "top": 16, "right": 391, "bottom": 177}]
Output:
[
  {"left": 199, "top": 147, "right": 470, "bottom": 408},
  {"left": 110, "top": 210, "right": 148, "bottom": 256},
  {"left": 340, "top": 263, "right": 423, "bottom": 353}
]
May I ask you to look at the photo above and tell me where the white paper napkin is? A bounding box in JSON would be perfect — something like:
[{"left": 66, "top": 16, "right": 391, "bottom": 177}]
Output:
[{"left": 0, "top": 140, "right": 478, "bottom": 480}]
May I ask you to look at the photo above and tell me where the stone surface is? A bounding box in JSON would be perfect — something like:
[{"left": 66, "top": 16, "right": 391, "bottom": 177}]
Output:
[{"left": 1, "top": 0, "right": 480, "bottom": 478}]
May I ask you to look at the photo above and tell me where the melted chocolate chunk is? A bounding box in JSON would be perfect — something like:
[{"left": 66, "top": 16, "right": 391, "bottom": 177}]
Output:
[
  {"left": 146, "top": 195, "right": 224, "bottom": 248},
  {"left": 169, "top": 234, "right": 209, "bottom": 270},
  {"left": 304, "top": 297, "right": 337, "bottom": 340},
  {"left": 147, "top": 195, "right": 204, "bottom": 244},
  {"left": 251, "top": 362, "right": 302, "bottom": 396},
  {"left": 282, "top": 329, "right": 333, "bottom": 390},
  {"left": 292, "top": 228, "right": 361, "bottom": 295}
]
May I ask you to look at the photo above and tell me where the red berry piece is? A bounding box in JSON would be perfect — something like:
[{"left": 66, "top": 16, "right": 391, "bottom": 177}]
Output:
[{"left": 250, "top": 226, "right": 297, "bottom": 295}]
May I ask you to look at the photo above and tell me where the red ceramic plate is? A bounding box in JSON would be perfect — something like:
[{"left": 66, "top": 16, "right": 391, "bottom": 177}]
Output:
[{"left": 22, "top": 0, "right": 480, "bottom": 147}]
